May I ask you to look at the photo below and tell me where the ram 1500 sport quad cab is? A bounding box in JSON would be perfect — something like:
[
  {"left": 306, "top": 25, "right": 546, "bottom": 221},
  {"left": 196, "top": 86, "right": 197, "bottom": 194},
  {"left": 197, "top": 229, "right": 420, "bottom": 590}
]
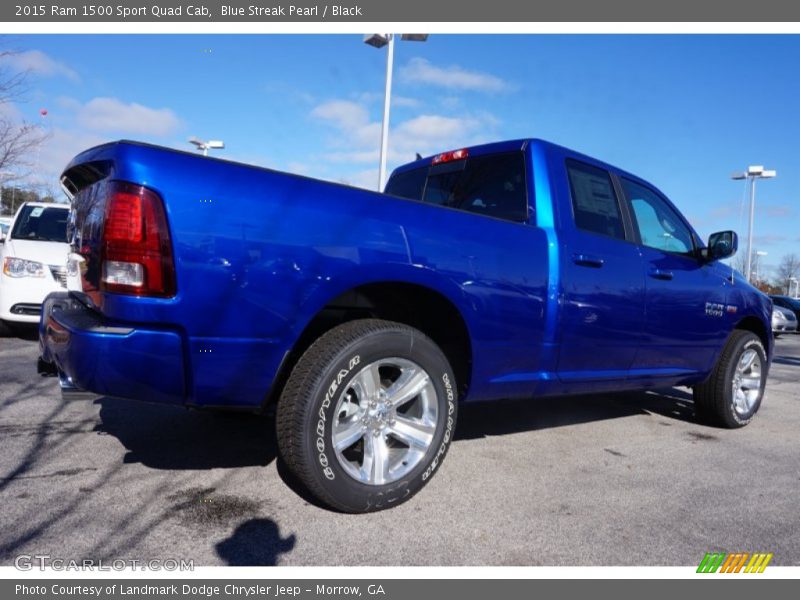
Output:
[{"left": 39, "top": 138, "right": 772, "bottom": 512}]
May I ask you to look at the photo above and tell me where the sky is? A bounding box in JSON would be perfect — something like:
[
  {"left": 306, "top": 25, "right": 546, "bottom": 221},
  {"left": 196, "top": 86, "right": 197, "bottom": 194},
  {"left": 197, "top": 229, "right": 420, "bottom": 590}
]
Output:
[{"left": 2, "top": 34, "right": 799, "bottom": 278}]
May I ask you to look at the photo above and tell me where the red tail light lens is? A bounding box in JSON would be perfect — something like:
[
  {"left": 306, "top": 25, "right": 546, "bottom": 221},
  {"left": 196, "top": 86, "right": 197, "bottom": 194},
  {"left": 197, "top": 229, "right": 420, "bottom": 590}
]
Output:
[
  {"left": 101, "top": 182, "right": 176, "bottom": 297},
  {"left": 105, "top": 191, "right": 143, "bottom": 242}
]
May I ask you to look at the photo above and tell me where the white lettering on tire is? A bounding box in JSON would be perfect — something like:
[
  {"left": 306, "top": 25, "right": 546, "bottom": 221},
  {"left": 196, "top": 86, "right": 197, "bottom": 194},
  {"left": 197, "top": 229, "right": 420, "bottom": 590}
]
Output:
[
  {"left": 422, "top": 372, "right": 455, "bottom": 482},
  {"left": 316, "top": 355, "right": 361, "bottom": 481}
]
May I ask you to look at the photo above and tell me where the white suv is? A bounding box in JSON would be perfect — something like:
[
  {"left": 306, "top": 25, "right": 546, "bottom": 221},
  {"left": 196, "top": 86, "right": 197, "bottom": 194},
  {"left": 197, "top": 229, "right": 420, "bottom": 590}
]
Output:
[{"left": 0, "top": 202, "right": 70, "bottom": 335}]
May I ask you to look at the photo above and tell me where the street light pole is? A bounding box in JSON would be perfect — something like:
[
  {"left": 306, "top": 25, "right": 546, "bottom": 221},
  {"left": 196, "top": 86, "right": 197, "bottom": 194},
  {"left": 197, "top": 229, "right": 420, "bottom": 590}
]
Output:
[
  {"left": 377, "top": 34, "right": 395, "bottom": 193},
  {"left": 753, "top": 250, "right": 767, "bottom": 285},
  {"left": 789, "top": 277, "right": 799, "bottom": 298},
  {"left": 364, "top": 33, "right": 428, "bottom": 192},
  {"left": 731, "top": 165, "right": 776, "bottom": 284}
]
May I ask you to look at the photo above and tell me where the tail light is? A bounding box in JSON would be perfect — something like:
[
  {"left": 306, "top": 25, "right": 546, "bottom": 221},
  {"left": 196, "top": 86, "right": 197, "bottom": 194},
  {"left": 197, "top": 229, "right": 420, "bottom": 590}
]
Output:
[
  {"left": 101, "top": 182, "right": 176, "bottom": 297},
  {"left": 431, "top": 148, "right": 469, "bottom": 165}
]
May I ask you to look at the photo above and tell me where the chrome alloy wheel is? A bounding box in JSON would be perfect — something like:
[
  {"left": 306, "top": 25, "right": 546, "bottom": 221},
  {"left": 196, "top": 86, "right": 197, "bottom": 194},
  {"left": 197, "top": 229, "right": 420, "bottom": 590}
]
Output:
[
  {"left": 332, "top": 357, "right": 438, "bottom": 485},
  {"left": 732, "top": 348, "right": 762, "bottom": 416}
]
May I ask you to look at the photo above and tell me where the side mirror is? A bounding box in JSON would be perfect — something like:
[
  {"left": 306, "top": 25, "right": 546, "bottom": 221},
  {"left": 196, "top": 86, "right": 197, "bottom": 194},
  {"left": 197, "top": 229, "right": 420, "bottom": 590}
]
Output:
[{"left": 706, "top": 230, "right": 738, "bottom": 261}]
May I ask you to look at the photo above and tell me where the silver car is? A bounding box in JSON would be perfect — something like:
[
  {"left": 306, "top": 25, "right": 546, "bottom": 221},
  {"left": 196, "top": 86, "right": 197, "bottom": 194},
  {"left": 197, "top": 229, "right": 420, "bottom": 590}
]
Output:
[{"left": 772, "top": 305, "right": 797, "bottom": 336}]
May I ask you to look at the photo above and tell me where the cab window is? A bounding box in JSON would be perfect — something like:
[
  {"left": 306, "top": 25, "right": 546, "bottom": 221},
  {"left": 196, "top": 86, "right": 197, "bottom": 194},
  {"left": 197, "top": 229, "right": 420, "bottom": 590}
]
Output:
[{"left": 384, "top": 151, "right": 528, "bottom": 223}]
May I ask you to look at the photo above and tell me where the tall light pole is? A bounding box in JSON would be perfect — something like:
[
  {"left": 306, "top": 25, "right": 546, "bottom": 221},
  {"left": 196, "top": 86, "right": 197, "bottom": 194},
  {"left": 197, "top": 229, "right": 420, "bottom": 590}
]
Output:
[
  {"left": 731, "top": 165, "right": 776, "bottom": 284},
  {"left": 364, "top": 33, "right": 428, "bottom": 192},
  {"left": 189, "top": 137, "right": 225, "bottom": 157},
  {"left": 789, "top": 277, "right": 799, "bottom": 298},
  {"left": 753, "top": 250, "right": 767, "bottom": 285}
]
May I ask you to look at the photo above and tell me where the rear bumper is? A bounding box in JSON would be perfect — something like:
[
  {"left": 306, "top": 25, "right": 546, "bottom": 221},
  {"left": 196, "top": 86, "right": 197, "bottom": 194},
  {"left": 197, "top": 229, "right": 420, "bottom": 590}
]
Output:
[{"left": 39, "top": 292, "right": 186, "bottom": 404}]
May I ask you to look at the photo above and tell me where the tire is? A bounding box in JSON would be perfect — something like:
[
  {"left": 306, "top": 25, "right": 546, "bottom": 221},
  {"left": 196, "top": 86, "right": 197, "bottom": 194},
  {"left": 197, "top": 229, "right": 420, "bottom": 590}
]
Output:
[
  {"left": 276, "top": 319, "right": 458, "bottom": 513},
  {"left": 693, "top": 330, "right": 767, "bottom": 428}
]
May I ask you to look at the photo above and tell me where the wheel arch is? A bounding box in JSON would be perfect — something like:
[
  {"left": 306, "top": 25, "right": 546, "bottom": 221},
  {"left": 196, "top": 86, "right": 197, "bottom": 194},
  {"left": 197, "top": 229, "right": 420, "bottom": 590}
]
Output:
[
  {"left": 263, "top": 278, "right": 474, "bottom": 410},
  {"left": 734, "top": 315, "right": 771, "bottom": 357}
]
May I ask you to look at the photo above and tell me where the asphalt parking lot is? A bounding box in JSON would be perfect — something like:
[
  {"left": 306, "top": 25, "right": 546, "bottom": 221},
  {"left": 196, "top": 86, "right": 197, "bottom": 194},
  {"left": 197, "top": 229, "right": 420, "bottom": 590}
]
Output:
[{"left": 1, "top": 329, "right": 798, "bottom": 567}]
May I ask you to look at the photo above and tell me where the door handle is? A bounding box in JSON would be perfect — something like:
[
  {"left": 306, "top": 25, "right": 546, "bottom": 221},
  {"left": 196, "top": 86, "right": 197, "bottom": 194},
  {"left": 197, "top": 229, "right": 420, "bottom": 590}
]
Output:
[
  {"left": 648, "top": 268, "right": 674, "bottom": 280},
  {"left": 572, "top": 254, "right": 604, "bottom": 268}
]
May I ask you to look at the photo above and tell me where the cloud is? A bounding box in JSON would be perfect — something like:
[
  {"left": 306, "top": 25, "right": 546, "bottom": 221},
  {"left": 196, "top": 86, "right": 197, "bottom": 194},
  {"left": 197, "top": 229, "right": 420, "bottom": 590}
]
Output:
[
  {"left": 75, "top": 97, "right": 181, "bottom": 137},
  {"left": 0, "top": 100, "right": 23, "bottom": 121},
  {"left": 311, "top": 99, "right": 381, "bottom": 150},
  {"left": 708, "top": 204, "right": 737, "bottom": 219},
  {"left": 19, "top": 127, "right": 112, "bottom": 193},
  {"left": 351, "top": 91, "right": 420, "bottom": 109},
  {"left": 752, "top": 234, "right": 787, "bottom": 246},
  {"left": 311, "top": 97, "right": 499, "bottom": 166},
  {"left": 399, "top": 57, "right": 511, "bottom": 93},
  {"left": 394, "top": 114, "right": 479, "bottom": 144},
  {"left": 760, "top": 204, "right": 793, "bottom": 218},
  {"left": 5, "top": 50, "right": 79, "bottom": 82},
  {"left": 311, "top": 100, "right": 370, "bottom": 130},
  {"left": 336, "top": 168, "right": 379, "bottom": 190},
  {"left": 393, "top": 95, "right": 421, "bottom": 108},
  {"left": 14, "top": 97, "right": 182, "bottom": 189}
]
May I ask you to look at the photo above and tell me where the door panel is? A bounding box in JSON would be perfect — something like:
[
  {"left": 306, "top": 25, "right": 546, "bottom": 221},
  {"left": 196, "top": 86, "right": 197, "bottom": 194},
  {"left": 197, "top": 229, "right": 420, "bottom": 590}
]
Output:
[
  {"left": 620, "top": 177, "right": 729, "bottom": 374},
  {"left": 635, "top": 247, "right": 729, "bottom": 372},
  {"left": 557, "top": 160, "right": 646, "bottom": 378}
]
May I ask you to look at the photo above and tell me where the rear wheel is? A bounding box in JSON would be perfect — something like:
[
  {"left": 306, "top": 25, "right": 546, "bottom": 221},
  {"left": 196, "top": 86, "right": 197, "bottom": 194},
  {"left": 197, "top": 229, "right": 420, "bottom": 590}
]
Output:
[
  {"left": 276, "top": 319, "right": 457, "bottom": 513},
  {"left": 694, "top": 330, "right": 767, "bottom": 428}
]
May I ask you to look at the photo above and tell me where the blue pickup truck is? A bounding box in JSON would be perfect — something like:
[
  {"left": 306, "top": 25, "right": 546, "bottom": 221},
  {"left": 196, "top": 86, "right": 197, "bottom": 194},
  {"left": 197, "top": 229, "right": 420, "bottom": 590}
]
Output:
[{"left": 39, "top": 138, "right": 772, "bottom": 512}]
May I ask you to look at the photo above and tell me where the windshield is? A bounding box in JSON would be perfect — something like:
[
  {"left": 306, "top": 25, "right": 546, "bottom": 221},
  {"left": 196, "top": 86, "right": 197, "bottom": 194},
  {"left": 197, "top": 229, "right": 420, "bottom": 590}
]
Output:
[{"left": 10, "top": 205, "right": 69, "bottom": 242}]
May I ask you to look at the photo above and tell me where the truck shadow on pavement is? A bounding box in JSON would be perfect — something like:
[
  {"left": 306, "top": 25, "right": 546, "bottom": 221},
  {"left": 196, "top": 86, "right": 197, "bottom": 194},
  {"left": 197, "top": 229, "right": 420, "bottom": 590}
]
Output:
[
  {"left": 772, "top": 354, "right": 800, "bottom": 367},
  {"left": 95, "top": 388, "right": 696, "bottom": 468},
  {"left": 454, "top": 387, "right": 696, "bottom": 440},
  {"left": 95, "top": 398, "right": 277, "bottom": 470}
]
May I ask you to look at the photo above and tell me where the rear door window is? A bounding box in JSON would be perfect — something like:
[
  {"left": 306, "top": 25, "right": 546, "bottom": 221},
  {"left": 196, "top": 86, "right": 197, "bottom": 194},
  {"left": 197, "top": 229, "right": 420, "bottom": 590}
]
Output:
[
  {"left": 384, "top": 151, "right": 528, "bottom": 223},
  {"left": 566, "top": 160, "right": 626, "bottom": 240}
]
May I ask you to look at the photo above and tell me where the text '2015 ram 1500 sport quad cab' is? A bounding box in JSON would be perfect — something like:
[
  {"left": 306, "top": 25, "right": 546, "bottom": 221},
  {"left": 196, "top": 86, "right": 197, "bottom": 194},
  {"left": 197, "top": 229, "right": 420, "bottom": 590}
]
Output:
[{"left": 39, "top": 138, "right": 772, "bottom": 512}]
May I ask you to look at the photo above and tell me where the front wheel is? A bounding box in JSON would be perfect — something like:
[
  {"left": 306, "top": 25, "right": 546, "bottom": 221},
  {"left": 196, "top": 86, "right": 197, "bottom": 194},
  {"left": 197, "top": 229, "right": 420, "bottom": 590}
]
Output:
[
  {"left": 693, "top": 330, "right": 767, "bottom": 428},
  {"left": 276, "top": 319, "right": 458, "bottom": 513}
]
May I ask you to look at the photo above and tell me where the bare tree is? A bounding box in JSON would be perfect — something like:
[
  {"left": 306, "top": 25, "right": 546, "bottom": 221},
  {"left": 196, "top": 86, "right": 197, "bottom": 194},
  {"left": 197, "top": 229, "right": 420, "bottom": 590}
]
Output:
[
  {"left": 0, "top": 48, "right": 49, "bottom": 178},
  {"left": 775, "top": 253, "right": 800, "bottom": 294},
  {"left": 732, "top": 251, "right": 747, "bottom": 277}
]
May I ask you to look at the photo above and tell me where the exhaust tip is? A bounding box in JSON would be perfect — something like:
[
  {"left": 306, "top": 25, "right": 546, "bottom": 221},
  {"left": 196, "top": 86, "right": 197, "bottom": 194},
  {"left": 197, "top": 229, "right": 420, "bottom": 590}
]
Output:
[{"left": 58, "top": 372, "right": 98, "bottom": 401}]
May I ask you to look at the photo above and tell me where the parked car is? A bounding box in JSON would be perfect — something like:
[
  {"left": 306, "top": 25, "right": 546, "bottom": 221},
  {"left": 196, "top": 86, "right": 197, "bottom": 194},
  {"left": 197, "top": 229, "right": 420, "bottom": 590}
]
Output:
[
  {"left": 771, "top": 305, "right": 797, "bottom": 336},
  {"left": 0, "top": 202, "right": 70, "bottom": 335},
  {"left": 39, "top": 139, "right": 772, "bottom": 512},
  {"left": 770, "top": 295, "right": 800, "bottom": 326},
  {"left": 0, "top": 216, "right": 11, "bottom": 238}
]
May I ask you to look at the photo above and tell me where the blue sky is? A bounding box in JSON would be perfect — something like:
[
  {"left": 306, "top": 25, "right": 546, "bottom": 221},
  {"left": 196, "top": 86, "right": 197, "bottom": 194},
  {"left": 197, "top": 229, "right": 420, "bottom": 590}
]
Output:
[{"left": 4, "top": 34, "right": 799, "bottom": 276}]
